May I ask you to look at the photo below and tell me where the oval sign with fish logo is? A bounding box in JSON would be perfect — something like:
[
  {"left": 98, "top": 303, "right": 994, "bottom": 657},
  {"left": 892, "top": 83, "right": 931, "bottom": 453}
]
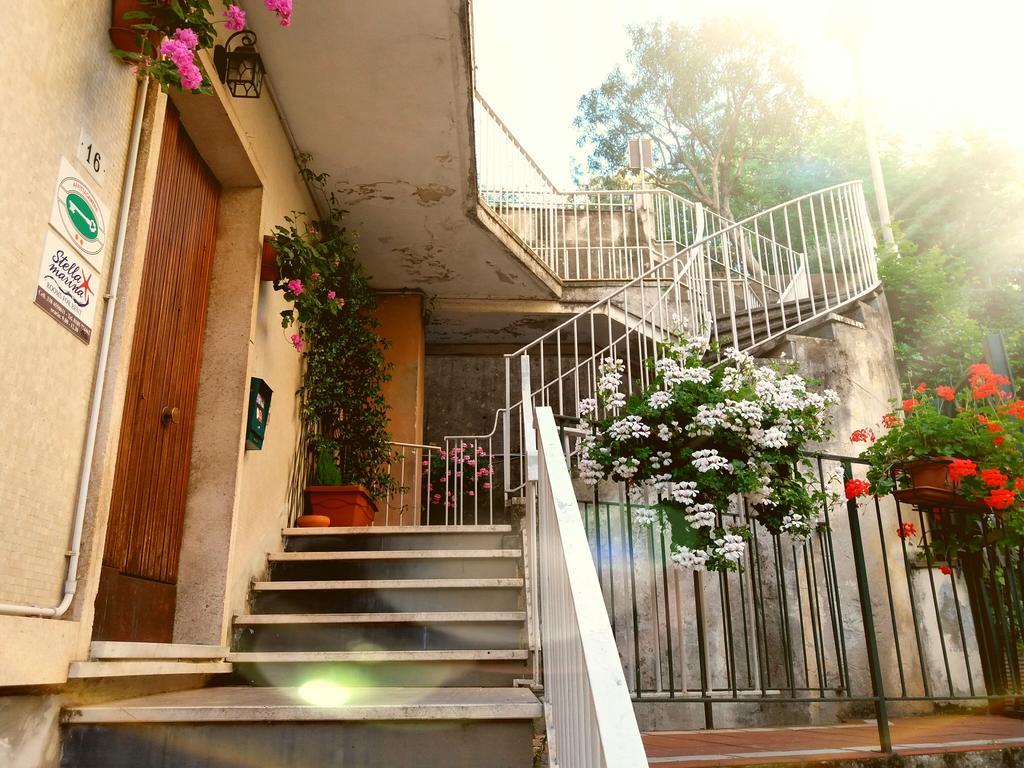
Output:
[{"left": 52, "top": 158, "right": 107, "bottom": 258}]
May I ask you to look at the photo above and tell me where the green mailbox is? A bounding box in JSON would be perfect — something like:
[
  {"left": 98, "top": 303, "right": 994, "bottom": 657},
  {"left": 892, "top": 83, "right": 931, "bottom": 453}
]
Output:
[{"left": 245, "top": 377, "right": 273, "bottom": 450}]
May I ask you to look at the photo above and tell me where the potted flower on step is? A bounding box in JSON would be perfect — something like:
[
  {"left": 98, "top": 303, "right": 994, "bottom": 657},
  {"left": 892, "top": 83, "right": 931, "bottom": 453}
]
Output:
[
  {"left": 850, "top": 363, "right": 1024, "bottom": 556},
  {"left": 272, "top": 157, "right": 394, "bottom": 527}
]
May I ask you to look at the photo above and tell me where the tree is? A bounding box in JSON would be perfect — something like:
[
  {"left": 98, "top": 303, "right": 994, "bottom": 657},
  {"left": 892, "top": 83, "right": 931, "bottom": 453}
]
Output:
[{"left": 575, "top": 18, "right": 812, "bottom": 219}]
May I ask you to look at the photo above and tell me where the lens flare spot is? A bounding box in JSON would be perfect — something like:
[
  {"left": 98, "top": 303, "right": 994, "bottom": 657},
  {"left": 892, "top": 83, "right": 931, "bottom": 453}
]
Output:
[{"left": 297, "top": 679, "right": 350, "bottom": 707}]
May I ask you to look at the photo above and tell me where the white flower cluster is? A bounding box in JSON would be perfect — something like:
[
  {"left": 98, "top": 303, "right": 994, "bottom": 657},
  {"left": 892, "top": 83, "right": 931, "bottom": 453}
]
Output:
[
  {"left": 779, "top": 513, "right": 812, "bottom": 540},
  {"left": 750, "top": 426, "right": 789, "bottom": 449},
  {"left": 648, "top": 390, "right": 673, "bottom": 409},
  {"left": 685, "top": 502, "right": 716, "bottom": 529},
  {"left": 655, "top": 357, "right": 713, "bottom": 388},
  {"left": 634, "top": 506, "right": 659, "bottom": 528},
  {"left": 607, "top": 415, "right": 650, "bottom": 441},
  {"left": 650, "top": 450, "right": 672, "bottom": 469},
  {"left": 611, "top": 456, "right": 640, "bottom": 480},
  {"left": 687, "top": 399, "right": 765, "bottom": 438},
  {"left": 671, "top": 546, "right": 709, "bottom": 571},
  {"left": 713, "top": 533, "right": 746, "bottom": 563},
  {"left": 597, "top": 358, "right": 625, "bottom": 409},
  {"left": 692, "top": 449, "right": 732, "bottom": 473},
  {"left": 578, "top": 397, "right": 597, "bottom": 417},
  {"left": 657, "top": 422, "right": 680, "bottom": 441},
  {"left": 670, "top": 480, "right": 698, "bottom": 504}
]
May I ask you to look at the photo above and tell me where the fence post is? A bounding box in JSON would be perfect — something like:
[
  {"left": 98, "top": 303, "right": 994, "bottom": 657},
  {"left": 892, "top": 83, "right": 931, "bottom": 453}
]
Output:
[
  {"left": 693, "top": 571, "right": 715, "bottom": 729},
  {"left": 843, "top": 461, "right": 892, "bottom": 752}
]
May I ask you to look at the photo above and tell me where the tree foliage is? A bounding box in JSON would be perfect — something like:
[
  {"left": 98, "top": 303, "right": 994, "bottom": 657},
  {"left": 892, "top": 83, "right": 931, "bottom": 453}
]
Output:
[{"left": 575, "top": 18, "right": 811, "bottom": 218}]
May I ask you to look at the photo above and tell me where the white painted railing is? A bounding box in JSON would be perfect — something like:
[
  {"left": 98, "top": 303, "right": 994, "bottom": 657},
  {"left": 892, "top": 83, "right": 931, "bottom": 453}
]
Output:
[
  {"left": 382, "top": 442, "right": 442, "bottom": 525},
  {"left": 450, "top": 181, "right": 879, "bottom": 500},
  {"left": 474, "top": 91, "right": 812, "bottom": 284},
  {"left": 531, "top": 406, "right": 648, "bottom": 767}
]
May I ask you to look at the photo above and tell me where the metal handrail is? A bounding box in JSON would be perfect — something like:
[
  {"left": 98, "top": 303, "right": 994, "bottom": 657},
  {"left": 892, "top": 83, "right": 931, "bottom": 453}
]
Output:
[{"left": 533, "top": 407, "right": 649, "bottom": 767}]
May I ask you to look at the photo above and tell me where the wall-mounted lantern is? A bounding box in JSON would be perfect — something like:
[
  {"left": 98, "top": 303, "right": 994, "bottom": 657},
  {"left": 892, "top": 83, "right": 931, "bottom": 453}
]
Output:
[{"left": 213, "top": 31, "right": 265, "bottom": 99}]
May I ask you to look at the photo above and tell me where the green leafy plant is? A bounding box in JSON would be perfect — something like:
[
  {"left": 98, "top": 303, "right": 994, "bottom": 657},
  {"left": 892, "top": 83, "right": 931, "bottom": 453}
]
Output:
[
  {"left": 271, "top": 157, "right": 394, "bottom": 498},
  {"left": 850, "top": 363, "right": 1024, "bottom": 555},
  {"left": 576, "top": 336, "right": 839, "bottom": 573}
]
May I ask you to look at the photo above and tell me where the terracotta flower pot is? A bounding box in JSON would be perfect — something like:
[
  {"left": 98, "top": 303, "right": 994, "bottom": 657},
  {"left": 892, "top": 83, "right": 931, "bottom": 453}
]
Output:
[
  {"left": 305, "top": 485, "right": 378, "bottom": 526},
  {"left": 109, "top": 0, "right": 164, "bottom": 57},
  {"left": 893, "top": 457, "right": 989, "bottom": 513},
  {"left": 260, "top": 235, "right": 280, "bottom": 282}
]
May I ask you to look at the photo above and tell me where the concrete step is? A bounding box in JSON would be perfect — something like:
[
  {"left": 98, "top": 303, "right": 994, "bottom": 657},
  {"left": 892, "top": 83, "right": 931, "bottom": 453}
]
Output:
[
  {"left": 234, "top": 612, "right": 526, "bottom": 652},
  {"left": 268, "top": 549, "right": 522, "bottom": 581},
  {"left": 89, "top": 642, "right": 229, "bottom": 660},
  {"left": 250, "top": 578, "right": 524, "bottom": 614},
  {"left": 62, "top": 686, "right": 539, "bottom": 767},
  {"left": 230, "top": 649, "right": 530, "bottom": 688},
  {"left": 283, "top": 525, "right": 518, "bottom": 553}
]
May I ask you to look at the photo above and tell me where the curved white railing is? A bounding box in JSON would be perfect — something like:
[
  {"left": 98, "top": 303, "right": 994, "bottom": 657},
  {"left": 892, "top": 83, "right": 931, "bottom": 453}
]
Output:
[{"left": 449, "top": 180, "right": 879, "bottom": 499}]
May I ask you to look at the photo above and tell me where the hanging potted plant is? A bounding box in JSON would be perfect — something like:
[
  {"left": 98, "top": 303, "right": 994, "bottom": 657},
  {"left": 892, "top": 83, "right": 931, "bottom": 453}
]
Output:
[
  {"left": 576, "top": 339, "right": 840, "bottom": 573},
  {"left": 272, "top": 158, "right": 394, "bottom": 527},
  {"left": 849, "top": 363, "right": 1024, "bottom": 555},
  {"left": 109, "top": 0, "right": 292, "bottom": 92}
]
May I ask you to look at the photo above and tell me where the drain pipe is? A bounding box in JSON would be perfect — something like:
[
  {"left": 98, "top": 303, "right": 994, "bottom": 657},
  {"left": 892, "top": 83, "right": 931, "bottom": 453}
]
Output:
[{"left": 0, "top": 76, "right": 150, "bottom": 619}]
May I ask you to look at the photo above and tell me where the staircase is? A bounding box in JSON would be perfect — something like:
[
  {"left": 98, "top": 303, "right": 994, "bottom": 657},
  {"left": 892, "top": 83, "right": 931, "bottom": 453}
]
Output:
[{"left": 62, "top": 524, "right": 540, "bottom": 767}]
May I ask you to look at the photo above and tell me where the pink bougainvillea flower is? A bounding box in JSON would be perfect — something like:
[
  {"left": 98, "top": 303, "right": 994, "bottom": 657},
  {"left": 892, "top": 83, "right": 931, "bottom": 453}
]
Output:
[
  {"left": 336, "top": 298, "right": 345, "bottom": 309},
  {"left": 224, "top": 3, "right": 247, "bottom": 30},
  {"left": 287, "top": 279, "right": 303, "bottom": 296},
  {"left": 467, "top": 459, "right": 476, "bottom": 467},
  {"left": 265, "top": 0, "right": 293, "bottom": 26},
  {"left": 948, "top": 459, "right": 977, "bottom": 482},
  {"left": 289, "top": 333, "right": 304, "bottom": 352},
  {"left": 327, "top": 290, "right": 336, "bottom": 299},
  {"left": 483, "top": 482, "right": 492, "bottom": 490},
  {"left": 172, "top": 27, "right": 199, "bottom": 48},
  {"left": 468, "top": 491, "right": 475, "bottom": 497}
]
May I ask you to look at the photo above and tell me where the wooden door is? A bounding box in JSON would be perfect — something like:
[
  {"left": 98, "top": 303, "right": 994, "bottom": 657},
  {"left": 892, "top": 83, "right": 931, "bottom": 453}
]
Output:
[{"left": 93, "top": 103, "right": 221, "bottom": 642}]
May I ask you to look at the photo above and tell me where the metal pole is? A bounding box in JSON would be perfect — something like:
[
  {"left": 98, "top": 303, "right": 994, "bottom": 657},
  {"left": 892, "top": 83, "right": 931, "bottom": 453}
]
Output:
[{"left": 843, "top": 462, "right": 892, "bottom": 752}]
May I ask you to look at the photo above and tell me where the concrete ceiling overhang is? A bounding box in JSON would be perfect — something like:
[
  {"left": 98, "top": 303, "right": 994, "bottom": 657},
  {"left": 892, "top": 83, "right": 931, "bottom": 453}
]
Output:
[{"left": 242, "top": 0, "right": 560, "bottom": 300}]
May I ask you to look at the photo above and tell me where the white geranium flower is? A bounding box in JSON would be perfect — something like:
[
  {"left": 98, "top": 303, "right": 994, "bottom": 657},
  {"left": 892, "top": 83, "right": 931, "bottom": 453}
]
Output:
[
  {"left": 691, "top": 449, "right": 732, "bottom": 473},
  {"left": 671, "top": 546, "right": 709, "bottom": 571},
  {"left": 713, "top": 534, "right": 745, "bottom": 562}
]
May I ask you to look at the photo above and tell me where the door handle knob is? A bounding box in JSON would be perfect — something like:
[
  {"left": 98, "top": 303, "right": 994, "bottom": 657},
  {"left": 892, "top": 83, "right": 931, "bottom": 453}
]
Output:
[{"left": 161, "top": 406, "right": 181, "bottom": 426}]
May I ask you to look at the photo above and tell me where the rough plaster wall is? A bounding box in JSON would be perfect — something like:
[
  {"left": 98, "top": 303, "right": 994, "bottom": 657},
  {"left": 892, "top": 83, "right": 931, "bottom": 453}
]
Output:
[
  {"left": 0, "top": 696, "right": 61, "bottom": 768},
  {"left": 0, "top": 1, "right": 137, "bottom": 606}
]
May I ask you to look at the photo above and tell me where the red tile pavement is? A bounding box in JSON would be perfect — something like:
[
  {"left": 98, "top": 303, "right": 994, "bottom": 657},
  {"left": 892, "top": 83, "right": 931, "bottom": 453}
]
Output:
[{"left": 643, "top": 714, "right": 1024, "bottom": 767}]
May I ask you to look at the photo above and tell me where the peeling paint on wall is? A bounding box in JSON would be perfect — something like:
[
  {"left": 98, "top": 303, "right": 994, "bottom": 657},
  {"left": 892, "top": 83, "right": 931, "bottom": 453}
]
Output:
[{"left": 413, "top": 184, "right": 455, "bottom": 205}]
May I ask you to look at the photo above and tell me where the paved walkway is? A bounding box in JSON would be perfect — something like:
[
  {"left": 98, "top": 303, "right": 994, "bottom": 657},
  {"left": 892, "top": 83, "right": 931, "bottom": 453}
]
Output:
[{"left": 644, "top": 714, "right": 1024, "bottom": 766}]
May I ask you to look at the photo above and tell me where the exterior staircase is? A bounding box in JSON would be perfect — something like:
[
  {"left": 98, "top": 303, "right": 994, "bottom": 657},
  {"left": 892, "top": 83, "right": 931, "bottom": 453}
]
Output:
[{"left": 61, "top": 524, "right": 540, "bottom": 767}]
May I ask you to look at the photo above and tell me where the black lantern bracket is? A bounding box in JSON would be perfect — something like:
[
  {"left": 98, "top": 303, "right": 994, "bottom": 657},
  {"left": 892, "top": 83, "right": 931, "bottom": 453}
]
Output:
[{"left": 213, "top": 30, "right": 265, "bottom": 99}]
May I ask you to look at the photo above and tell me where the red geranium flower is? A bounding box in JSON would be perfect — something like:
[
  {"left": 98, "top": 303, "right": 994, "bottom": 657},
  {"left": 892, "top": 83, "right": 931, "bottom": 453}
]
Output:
[
  {"left": 935, "top": 385, "right": 955, "bottom": 401},
  {"left": 1016, "top": 477, "right": 1024, "bottom": 491},
  {"left": 948, "top": 459, "right": 977, "bottom": 482},
  {"left": 902, "top": 398, "right": 920, "bottom": 413},
  {"left": 915, "top": 382, "right": 927, "bottom": 393},
  {"left": 897, "top": 522, "right": 917, "bottom": 539},
  {"left": 881, "top": 413, "right": 898, "bottom": 428},
  {"left": 980, "top": 468, "right": 1009, "bottom": 488},
  {"left": 993, "top": 437, "right": 1006, "bottom": 446},
  {"left": 939, "top": 564, "right": 952, "bottom": 576},
  {"left": 850, "top": 428, "right": 875, "bottom": 443},
  {"left": 844, "top": 478, "right": 871, "bottom": 500},
  {"left": 984, "top": 488, "right": 1015, "bottom": 510}
]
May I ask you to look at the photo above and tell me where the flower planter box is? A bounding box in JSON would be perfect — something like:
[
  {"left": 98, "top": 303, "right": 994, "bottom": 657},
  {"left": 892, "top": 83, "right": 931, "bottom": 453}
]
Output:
[
  {"left": 260, "top": 235, "right": 280, "bottom": 282},
  {"left": 892, "top": 457, "right": 989, "bottom": 513},
  {"left": 109, "top": 0, "right": 164, "bottom": 57},
  {"left": 305, "top": 485, "right": 377, "bottom": 526}
]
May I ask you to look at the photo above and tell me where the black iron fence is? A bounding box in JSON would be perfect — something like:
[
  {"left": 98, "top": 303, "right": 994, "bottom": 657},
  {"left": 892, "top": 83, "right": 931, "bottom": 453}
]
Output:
[{"left": 578, "top": 452, "right": 1024, "bottom": 750}]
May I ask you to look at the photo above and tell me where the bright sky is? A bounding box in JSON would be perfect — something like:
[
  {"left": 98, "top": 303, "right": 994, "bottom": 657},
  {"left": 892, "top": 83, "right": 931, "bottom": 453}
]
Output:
[{"left": 473, "top": 0, "right": 1024, "bottom": 188}]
